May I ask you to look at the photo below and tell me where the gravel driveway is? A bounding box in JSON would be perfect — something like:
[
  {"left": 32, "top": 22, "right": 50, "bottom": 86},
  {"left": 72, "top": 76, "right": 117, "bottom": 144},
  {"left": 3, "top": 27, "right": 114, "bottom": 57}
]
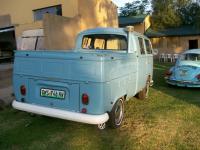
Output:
[{"left": 0, "top": 63, "right": 14, "bottom": 107}]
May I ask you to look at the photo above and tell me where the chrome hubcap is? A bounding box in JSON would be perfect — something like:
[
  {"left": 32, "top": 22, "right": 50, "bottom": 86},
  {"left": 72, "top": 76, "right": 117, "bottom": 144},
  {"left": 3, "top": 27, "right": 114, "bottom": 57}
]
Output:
[{"left": 115, "top": 99, "right": 123, "bottom": 126}]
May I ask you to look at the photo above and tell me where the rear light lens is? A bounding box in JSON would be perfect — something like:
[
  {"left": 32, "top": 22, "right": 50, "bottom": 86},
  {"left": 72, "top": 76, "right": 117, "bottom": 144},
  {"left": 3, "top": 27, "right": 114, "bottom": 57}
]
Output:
[
  {"left": 82, "top": 93, "right": 89, "bottom": 105},
  {"left": 81, "top": 108, "right": 87, "bottom": 113},
  {"left": 196, "top": 74, "right": 200, "bottom": 80},
  {"left": 20, "top": 85, "right": 26, "bottom": 96}
]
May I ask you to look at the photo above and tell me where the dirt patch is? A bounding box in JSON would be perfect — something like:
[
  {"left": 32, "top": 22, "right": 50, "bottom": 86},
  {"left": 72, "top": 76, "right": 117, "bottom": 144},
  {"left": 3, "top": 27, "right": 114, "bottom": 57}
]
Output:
[
  {"left": 0, "top": 69, "right": 12, "bottom": 79},
  {"left": 0, "top": 69, "right": 12, "bottom": 89},
  {"left": 0, "top": 99, "right": 5, "bottom": 111}
]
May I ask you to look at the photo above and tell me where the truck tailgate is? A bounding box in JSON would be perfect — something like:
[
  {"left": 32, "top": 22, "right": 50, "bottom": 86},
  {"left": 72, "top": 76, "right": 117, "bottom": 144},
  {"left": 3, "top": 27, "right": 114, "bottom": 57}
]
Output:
[
  {"left": 14, "top": 75, "right": 80, "bottom": 111},
  {"left": 13, "top": 51, "right": 84, "bottom": 111}
]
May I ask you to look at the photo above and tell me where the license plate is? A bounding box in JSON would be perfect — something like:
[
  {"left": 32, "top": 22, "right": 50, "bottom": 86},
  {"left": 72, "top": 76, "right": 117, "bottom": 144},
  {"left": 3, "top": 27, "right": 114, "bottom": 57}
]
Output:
[
  {"left": 40, "top": 88, "right": 65, "bottom": 99},
  {"left": 180, "top": 70, "right": 188, "bottom": 77}
]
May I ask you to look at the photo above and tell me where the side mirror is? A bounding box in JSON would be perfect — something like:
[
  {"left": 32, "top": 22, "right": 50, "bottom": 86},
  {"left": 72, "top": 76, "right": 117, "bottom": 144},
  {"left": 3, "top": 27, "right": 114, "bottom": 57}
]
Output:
[{"left": 152, "top": 49, "right": 158, "bottom": 56}]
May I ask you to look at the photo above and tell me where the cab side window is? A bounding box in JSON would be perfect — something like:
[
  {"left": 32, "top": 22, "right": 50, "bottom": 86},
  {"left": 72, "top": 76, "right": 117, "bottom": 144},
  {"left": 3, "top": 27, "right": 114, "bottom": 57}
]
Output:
[
  {"left": 138, "top": 37, "right": 145, "bottom": 55},
  {"left": 145, "top": 39, "right": 152, "bottom": 54}
]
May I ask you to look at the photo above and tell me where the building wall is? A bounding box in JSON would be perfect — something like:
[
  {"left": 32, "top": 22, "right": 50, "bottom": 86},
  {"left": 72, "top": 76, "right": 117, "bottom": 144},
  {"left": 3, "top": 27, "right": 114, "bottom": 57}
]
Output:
[
  {"left": 78, "top": 0, "right": 118, "bottom": 29},
  {"left": 150, "top": 36, "right": 200, "bottom": 54},
  {"left": 44, "top": 0, "right": 118, "bottom": 50},
  {"left": 0, "top": 15, "right": 12, "bottom": 28},
  {"left": 119, "top": 15, "right": 151, "bottom": 34},
  {"left": 133, "top": 15, "right": 151, "bottom": 34},
  {"left": 0, "top": 0, "right": 118, "bottom": 49},
  {"left": 15, "top": 21, "right": 43, "bottom": 37},
  {"left": 134, "top": 24, "right": 145, "bottom": 34},
  {"left": 0, "top": 0, "right": 78, "bottom": 25},
  {"left": 0, "top": 0, "right": 79, "bottom": 39},
  {"left": 0, "top": 0, "right": 118, "bottom": 50},
  {"left": 144, "top": 15, "right": 151, "bottom": 31}
]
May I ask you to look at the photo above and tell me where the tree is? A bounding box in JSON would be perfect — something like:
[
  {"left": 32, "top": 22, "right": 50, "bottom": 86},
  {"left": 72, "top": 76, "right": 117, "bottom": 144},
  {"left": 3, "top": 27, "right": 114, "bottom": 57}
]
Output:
[
  {"left": 151, "top": 0, "right": 183, "bottom": 30},
  {"left": 178, "top": 2, "right": 200, "bottom": 27},
  {"left": 120, "top": 0, "right": 200, "bottom": 30},
  {"left": 119, "top": 0, "right": 151, "bottom": 17},
  {"left": 151, "top": 0, "right": 200, "bottom": 30},
  {"left": 120, "top": 2, "right": 137, "bottom": 17}
]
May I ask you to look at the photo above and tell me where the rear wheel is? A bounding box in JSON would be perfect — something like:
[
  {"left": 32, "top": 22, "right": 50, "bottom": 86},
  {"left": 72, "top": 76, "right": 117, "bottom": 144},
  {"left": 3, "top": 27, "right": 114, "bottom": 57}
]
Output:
[
  {"left": 109, "top": 98, "right": 124, "bottom": 128},
  {"left": 138, "top": 80, "right": 150, "bottom": 100}
]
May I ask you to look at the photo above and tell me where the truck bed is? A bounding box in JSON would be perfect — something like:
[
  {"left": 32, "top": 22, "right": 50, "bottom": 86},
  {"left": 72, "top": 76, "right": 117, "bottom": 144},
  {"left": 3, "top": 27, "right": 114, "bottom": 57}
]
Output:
[{"left": 14, "top": 50, "right": 135, "bottom": 82}]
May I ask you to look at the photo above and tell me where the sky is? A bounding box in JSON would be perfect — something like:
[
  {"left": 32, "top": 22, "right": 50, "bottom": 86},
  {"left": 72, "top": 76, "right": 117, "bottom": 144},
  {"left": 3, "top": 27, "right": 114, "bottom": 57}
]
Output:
[{"left": 112, "top": 0, "right": 133, "bottom": 7}]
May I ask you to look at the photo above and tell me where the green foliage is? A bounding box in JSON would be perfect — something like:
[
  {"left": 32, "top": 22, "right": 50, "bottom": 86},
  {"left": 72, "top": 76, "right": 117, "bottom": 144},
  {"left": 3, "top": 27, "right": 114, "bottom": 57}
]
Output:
[
  {"left": 119, "top": 0, "right": 151, "bottom": 17},
  {"left": 119, "top": 0, "right": 200, "bottom": 30},
  {"left": 151, "top": 0, "right": 183, "bottom": 30},
  {"left": 178, "top": 2, "right": 200, "bottom": 28},
  {"left": 152, "top": 0, "right": 200, "bottom": 30}
]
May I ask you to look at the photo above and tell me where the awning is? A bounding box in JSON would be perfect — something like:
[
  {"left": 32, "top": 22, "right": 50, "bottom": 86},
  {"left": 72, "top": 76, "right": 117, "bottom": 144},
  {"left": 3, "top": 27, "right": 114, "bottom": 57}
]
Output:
[{"left": 0, "top": 26, "right": 14, "bottom": 33}]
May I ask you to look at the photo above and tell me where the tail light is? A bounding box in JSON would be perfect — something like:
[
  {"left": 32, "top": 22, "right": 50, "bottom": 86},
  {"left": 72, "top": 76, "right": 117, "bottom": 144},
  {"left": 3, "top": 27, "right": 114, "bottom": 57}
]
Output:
[
  {"left": 196, "top": 74, "right": 200, "bottom": 80},
  {"left": 81, "top": 108, "right": 87, "bottom": 113},
  {"left": 20, "top": 85, "right": 26, "bottom": 96},
  {"left": 82, "top": 93, "right": 89, "bottom": 105},
  {"left": 165, "top": 70, "right": 172, "bottom": 77}
]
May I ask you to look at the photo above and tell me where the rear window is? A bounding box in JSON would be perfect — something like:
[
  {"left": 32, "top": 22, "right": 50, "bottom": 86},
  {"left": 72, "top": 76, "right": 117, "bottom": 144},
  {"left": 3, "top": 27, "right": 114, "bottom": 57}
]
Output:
[
  {"left": 82, "top": 34, "right": 128, "bottom": 51},
  {"left": 138, "top": 38, "right": 145, "bottom": 55},
  {"left": 180, "top": 53, "right": 200, "bottom": 61},
  {"left": 20, "top": 37, "right": 45, "bottom": 50},
  {"left": 145, "top": 39, "right": 152, "bottom": 54}
]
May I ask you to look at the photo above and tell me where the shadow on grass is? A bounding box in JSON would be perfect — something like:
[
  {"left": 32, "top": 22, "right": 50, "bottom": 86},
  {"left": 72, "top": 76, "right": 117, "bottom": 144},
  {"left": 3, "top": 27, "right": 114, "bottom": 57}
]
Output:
[
  {"left": 0, "top": 108, "right": 129, "bottom": 150},
  {"left": 153, "top": 62, "right": 200, "bottom": 107}
]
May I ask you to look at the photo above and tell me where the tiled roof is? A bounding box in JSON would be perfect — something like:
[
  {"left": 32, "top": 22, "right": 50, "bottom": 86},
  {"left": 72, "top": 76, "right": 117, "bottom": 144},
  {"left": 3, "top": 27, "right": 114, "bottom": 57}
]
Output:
[
  {"left": 145, "top": 26, "right": 200, "bottom": 37},
  {"left": 119, "top": 15, "right": 147, "bottom": 27}
]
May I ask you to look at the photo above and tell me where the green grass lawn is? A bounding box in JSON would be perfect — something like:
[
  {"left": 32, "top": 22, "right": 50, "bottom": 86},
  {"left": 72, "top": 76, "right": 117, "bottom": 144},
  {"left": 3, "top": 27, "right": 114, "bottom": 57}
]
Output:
[{"left": 1, "top": 62, "right": 200, "bottom": 150}]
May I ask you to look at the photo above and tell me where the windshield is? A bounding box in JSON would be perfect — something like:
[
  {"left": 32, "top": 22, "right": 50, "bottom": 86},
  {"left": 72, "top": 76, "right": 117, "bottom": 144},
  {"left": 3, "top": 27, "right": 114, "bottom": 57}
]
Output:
[
  {"left": 180, "top": 53, "right": 200, "bottom": 61},
  {"left": 82, "top": 34, "right": 128, "bottom": 51}
]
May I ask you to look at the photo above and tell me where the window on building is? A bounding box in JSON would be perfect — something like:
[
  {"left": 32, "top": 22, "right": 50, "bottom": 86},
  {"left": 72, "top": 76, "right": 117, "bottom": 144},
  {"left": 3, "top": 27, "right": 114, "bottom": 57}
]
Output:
[
  {"left": 33, "top": 5, "right": 62, "bottom": 21},
  {"left": 82, "top": 34, "right": 128, "bottom": 51},
  {"left": 145, "top": 39, "right": 152, "bottom": 54},
  {"left": 138, "top": 37, "right": 145, "bottom": 55},
  {"left": 189, "top": 40, "right": 198, "bottom": 49}
]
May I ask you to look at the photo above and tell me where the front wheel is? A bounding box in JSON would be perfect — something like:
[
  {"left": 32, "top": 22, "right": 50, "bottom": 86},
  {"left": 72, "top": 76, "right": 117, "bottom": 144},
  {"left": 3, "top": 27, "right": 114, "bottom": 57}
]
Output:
[{"left": 109, "top": 98, "right": 124, "bottom": 128}]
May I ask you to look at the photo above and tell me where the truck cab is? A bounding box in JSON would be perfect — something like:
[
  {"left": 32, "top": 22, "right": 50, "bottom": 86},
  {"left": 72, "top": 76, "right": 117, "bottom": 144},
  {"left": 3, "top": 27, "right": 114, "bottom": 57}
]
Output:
[{"left": 12, "top": 27, "right": 154, "bottom": 129}]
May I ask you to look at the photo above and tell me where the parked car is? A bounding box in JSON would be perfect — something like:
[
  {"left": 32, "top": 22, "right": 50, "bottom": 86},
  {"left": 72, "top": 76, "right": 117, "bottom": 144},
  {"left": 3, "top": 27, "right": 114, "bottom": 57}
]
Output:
[
  {"left": 165, "top": 49, "right": 200, "bottom": 87},
  {"left": 12, "top": 27, "right": 154, "bottom": 129}
]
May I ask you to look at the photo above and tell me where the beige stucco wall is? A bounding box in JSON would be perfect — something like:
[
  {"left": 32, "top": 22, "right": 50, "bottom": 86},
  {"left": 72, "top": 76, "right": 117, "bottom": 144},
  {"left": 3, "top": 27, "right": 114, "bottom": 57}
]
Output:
[
  {"left": 134, "top": 23, "right": 145, "bottom": 34},
  {"left": 44, "top": 0, "right": 118, "bottom": 50},
  {"left": 15, "top": 21, "right": 43, "bottom": 37},
  {"left": 0, "top": 0, "right": 79, "bottom": 38},
  {"left": 144, "top": 15, "right": 151, "bottom": 31},
  {"left": 124, "top": 15, "right": 151, "bottom": 34},
  {"left": 0, "top": 0, "right": 118, "bottom": 50},
  {"left": 78, "top": 0, "right": 118, "bottom": 29},
  {"left": 0, "top": 14, "right": 12, "bottom": 28},
  {"left": 151, "top": 36, "right": 200, "bottom": 54},
  {"left": 0, "top": 0, "right": 78, "bottom": 25}
]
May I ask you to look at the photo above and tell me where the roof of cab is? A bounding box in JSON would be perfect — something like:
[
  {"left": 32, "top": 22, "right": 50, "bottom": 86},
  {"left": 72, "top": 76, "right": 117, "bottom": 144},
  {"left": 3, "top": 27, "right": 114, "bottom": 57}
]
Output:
[
  {"left": 78, "top": 27, "right": 148, "bottom": 38},
  {"left": 183, "top": 49, "right": 200, "bottom": 54}
]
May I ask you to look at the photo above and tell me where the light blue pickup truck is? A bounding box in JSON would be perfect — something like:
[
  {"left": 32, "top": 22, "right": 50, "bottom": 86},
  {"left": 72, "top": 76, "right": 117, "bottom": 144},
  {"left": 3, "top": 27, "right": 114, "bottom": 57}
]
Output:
[{"left": 12, "top": 27, "right": 154, "bottom": 129}]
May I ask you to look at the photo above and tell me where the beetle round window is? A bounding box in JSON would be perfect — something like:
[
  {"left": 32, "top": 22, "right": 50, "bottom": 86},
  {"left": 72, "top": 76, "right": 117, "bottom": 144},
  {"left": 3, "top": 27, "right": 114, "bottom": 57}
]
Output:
[{"left": 82, "top": 34, "right": 128, "bottom": 51}]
